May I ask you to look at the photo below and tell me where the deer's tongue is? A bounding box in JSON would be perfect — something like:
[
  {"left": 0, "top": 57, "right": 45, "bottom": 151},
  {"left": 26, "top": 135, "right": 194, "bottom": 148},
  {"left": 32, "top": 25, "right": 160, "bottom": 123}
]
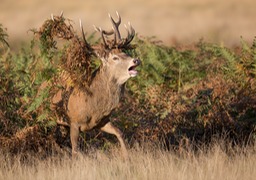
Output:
[
  {"left": 128, "top": 65, "right": 138, "bottom": 77},
  {"left": 129, "top": 69, "right": 138, "bottom": 77}
]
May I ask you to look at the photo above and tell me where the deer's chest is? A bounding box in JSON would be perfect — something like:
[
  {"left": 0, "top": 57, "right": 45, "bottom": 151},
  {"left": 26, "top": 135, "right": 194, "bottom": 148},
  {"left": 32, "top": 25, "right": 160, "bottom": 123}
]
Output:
[
  {"left": 67, "top": 87, "right": 121, "bottom": 129},
  {"left": 91, "top": 88, "right": 121, "bottom": 117}
]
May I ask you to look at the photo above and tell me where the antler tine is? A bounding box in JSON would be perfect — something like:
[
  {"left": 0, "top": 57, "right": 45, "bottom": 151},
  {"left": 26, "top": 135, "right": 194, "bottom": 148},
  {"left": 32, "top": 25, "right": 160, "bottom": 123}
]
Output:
[
  {"left": 127, "top": 22, "right": 135, "bottom": 36},
  {"left": 79, "top": 19, "right": 90, "bottom": 48},
  {"left": 94, "top": 26, "right": 106, "bottom": 47},
  {"left": 109, "top": 11, "right": 122, "bottom": 42},
  {"left": 60, "top": 11, "right": 64, "bottom": 17},
  {"left": 51, "top": 13, "right": 54, "bottom": 21},
  {"left": 128, "top": 22, "right": 135, "bottom": 41},
  {"left": 94, "top": 25, "right": 114, "bottom": 48},
  {"left": 121, "top": 22, "right": 135, "bottom": 47}
]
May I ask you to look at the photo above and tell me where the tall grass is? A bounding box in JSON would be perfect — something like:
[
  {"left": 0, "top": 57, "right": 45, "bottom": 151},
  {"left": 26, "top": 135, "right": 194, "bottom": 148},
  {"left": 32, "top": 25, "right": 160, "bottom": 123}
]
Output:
[{"left": 0, "top": 142, "right": 255, "bottom": 180}]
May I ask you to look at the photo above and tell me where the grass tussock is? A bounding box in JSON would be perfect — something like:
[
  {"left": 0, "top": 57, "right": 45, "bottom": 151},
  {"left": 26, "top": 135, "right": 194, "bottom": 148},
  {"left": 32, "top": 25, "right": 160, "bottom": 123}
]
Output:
[{"left": 0, "top": 142, "right": 256, "bottom": 180}]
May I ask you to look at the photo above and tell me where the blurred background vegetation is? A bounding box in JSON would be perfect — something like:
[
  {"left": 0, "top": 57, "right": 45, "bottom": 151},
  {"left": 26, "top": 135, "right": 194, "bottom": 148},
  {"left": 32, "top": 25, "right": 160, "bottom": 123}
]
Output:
[
  {"left": 1, "top": 0, "right": 256, "bottom": 49},
  {"left": 0, "top": 0, "right": 256, "bottom": 156}
]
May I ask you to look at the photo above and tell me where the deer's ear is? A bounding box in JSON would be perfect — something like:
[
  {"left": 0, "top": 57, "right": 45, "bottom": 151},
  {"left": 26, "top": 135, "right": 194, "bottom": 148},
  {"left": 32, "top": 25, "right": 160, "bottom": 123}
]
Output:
[{"left": 94, "top": 49, "right": 108, "bottom": 64}]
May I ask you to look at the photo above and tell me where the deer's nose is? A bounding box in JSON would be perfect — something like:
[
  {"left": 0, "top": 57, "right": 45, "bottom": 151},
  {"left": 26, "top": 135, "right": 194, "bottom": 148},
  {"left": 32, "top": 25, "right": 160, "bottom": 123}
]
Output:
[{"left": 133, "top": 58, "right": 141, "bottom": 65}]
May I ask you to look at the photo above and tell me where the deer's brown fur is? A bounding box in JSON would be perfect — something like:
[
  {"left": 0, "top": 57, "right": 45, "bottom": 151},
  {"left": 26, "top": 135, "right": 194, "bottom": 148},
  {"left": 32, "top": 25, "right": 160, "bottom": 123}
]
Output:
[{"left": 50, "top": 13, "right": 140, "bottom": 157}]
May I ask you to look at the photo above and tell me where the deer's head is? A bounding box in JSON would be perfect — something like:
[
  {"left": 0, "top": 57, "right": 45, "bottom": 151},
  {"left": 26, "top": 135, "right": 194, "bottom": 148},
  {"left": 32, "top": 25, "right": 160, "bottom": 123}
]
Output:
[{"left": 82, "top": 12, "right": 141, "bottom": 85}]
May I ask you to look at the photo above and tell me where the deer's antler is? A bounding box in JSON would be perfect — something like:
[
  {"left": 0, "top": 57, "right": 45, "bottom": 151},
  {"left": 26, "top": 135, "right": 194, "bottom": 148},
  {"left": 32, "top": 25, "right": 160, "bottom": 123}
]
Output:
[
  {"left": 79, "top": 20, "right": 90, "bottom": 47},
  {"left": 94, "top": 12, "right": 135, "bottom": 49},
  {"left": 121, "top": 22, "right": 135, "bottom": 48},
  {"left": 79, "top": 19, "right": 92, "bottom": 51},
  {"left": 109, "top": 12, "right": 121, "bottom": 44},
  {"left": 93, "top": 26, "right": 114, "bottom": 49}
]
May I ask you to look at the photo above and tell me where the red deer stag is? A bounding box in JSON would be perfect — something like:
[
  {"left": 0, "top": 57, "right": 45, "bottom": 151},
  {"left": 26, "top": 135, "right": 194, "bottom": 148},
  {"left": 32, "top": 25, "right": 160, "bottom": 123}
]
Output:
[{"left": 52, "top": 12, "right": 140, "bottom": 157}]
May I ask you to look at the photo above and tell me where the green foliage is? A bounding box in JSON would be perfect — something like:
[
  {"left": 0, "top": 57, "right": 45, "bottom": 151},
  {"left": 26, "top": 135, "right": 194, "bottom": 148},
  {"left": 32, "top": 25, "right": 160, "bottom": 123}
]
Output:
[
  {"left": 0, "top": 28, "right": 26, "bottom": 136},
  {"left": 128, "top": 37, "right": 212, "bottom": 96},
  {"left": 0, "top": 36, "right": 58, "bottom": 131},
  {"left": 0, "top": 21, "right": 255, "bottom": 154},
  {"left": 27, "top": 86, "right": 50, "bottom": 113}
]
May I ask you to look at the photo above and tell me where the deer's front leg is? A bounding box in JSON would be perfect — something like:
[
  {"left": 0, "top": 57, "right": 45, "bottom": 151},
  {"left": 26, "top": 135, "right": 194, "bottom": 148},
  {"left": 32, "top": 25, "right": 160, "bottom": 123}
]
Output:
[
  {"left": 100, "top": 122, "right": 128, "bottom": 159},
  {"left": 70, "top": 122, "right": 80, "bottom": 157}
]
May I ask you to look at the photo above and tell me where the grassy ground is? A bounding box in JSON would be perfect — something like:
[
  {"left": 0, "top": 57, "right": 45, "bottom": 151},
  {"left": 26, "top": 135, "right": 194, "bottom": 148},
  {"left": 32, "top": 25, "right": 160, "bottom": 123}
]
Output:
[{"left": 1, "top": 142, "right": 255, "bottom": 180}]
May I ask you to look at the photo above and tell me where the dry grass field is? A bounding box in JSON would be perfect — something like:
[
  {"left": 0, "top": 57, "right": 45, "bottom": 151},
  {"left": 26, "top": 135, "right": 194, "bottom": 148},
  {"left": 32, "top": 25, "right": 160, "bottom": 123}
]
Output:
[
  {"left": 1, "top": 143, "right": 256, "bottom": 180},
  {"left": 1, "top": 0, "right": 256, "bottom": 47}
]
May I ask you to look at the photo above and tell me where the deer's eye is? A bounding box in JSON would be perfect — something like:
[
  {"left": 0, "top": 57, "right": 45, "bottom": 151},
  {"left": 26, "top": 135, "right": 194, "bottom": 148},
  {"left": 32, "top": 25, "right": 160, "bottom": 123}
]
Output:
[{"left": 112, "top": 56, "right": 119, "bottom": 61}]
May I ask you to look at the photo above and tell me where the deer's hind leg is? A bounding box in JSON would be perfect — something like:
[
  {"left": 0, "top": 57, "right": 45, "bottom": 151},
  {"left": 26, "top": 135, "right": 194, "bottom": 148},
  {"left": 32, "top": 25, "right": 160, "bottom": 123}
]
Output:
[{"left": 100, "top": 122, "right": 128, "bottom": 158}]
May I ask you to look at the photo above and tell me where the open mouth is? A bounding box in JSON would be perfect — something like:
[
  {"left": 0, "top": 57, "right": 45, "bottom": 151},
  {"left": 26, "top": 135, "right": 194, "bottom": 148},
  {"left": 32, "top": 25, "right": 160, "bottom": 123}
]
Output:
[{"left": 128, "top": 65, "right": 138, "bottom": 77}]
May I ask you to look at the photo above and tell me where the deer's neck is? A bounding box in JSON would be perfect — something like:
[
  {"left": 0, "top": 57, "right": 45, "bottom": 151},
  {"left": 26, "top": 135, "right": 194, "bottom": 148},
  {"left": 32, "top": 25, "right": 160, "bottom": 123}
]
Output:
[{"left": 89, "top": 67, "right": 123, "bottom": 108}]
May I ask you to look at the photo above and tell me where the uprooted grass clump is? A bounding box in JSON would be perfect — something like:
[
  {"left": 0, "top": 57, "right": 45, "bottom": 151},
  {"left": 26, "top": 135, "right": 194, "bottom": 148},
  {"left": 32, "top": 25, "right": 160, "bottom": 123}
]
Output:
[
  {"left": 33, "top": 14, "right": 94, "bottom": 90},
  {"left": 0, "top": 14, "right": 256, "bottom": 158}
]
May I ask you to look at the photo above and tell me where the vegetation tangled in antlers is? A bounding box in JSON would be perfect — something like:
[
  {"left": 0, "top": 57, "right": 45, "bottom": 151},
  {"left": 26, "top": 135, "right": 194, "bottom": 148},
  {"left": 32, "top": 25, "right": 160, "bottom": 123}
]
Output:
[
  {"left": 33, "top": 13, "right": 93, "bottom": 91},
  {"left": 33, "top": 13, "right": 136, "bottom": 91}
]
